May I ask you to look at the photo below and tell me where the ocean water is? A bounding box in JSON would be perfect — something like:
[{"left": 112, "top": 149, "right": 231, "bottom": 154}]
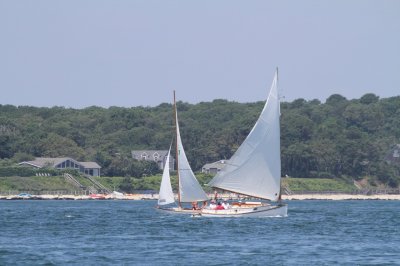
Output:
[{"left": 0, "top": 200, "right": 399, "bottom": 265}]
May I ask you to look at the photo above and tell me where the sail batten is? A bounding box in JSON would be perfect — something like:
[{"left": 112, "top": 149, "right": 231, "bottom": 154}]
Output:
[{"left": 208, "top": 71, "right": 281, "bottom": 201}]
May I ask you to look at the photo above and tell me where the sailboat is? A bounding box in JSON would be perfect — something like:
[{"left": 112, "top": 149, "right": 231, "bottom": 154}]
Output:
[
  {"left": 201, "top": 69, "right": 287, "bottom": 217},
  {"left": 156, "top": 92, "right": 209, "bottom": 214}
]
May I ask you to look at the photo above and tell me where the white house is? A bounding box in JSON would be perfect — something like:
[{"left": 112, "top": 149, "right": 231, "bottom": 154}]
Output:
[
  {"left": 131, "top": 150, "right": 175, "bottom": 170},
  {"left": 202, "top": 160, "right": 229, "bottom": 174},
  {"left": 385, "top": 144, "right": 400, "bottom": 164}
]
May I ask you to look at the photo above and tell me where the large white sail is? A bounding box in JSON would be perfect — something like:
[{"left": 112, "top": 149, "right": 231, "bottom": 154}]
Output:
[
  {"left": 158, "top": 147, "right": 175, "bottom": 205},
  {"left": 176, "top": 111, "right": 209, "bottom": 203},
  {"left": 208, "top": 71, "right": 281, "bottom": 201}
]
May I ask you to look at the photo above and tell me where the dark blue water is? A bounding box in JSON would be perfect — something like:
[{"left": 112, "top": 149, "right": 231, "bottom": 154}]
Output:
[{"left": 1, "top": 200, "right": 399, "bottom": 265}]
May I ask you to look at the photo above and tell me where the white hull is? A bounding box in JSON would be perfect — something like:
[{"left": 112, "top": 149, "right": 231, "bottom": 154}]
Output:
[
  {"left": 156, "top": 206, "right": 201, "bottom": 215},
  {"left": 200, "top": 204, "right": 287, "bottom": 217},
  {"left": 156, "top": 204, "right": 288, "bottom": 218}
]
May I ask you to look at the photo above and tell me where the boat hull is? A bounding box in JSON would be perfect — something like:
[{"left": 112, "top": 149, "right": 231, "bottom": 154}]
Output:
[
  {"left": 156, "top": 204, "right": 288, "bottom": 217},
  {"left": 155, "top": 206, "right": 201, "bottom": 215},
  {"left": 200, "top": 204, "right": 287, "bottom": 217}
]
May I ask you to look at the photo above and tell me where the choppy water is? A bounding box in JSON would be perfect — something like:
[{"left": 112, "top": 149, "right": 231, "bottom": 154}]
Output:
[{"left": 0, "top": 200, "right": 399, "bottom": 265}]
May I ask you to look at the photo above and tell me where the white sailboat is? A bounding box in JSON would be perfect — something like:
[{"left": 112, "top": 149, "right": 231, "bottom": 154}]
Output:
[
  {"left": 156, "top": 92, "right": 209, "bottom": 214},
  {"left": 202, "top": 69, "right": 287, "bottom": 217}
]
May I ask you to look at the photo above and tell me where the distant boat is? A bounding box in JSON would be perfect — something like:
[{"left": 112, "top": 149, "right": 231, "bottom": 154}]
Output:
[
  {"left": 89, "top": 193, "right": 106, "bottom": 200},
  {"left": 17, "top": 193, "right": 32, "bottom": 199},
  {"left": 202, "top": 69, "right": 287, "bottom": 217},
  {"left": 156, "top": 92, "right": 209, "bottom": 214},
  {"left": 107, "top": 191, "right": 125, "bottom": 200}
]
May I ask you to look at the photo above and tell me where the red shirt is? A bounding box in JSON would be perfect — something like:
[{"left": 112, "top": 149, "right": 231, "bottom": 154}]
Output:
[{"left": 216, "top": 205, "right": 225, "bottom": 210}]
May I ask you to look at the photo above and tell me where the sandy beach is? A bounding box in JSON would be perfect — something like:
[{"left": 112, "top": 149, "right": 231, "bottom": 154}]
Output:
[
  {"left": 1, "top": 193, "right": 400, "bottom": 200},
  {"left": 0, "top": 193, "right": 153, "bottom": 200},
  {"left": 282, "top": 194, "right": 400, "bottom": 200}
]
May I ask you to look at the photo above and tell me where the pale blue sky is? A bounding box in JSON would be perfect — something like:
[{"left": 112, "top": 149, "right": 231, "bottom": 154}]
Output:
[{"left": 1, "top": 0, "right": 399, "bottom": 108}]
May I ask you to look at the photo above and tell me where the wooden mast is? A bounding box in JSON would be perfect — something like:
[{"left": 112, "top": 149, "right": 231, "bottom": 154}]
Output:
[
  {"left": 278, "top": 179, "right": 282, "bottom": 202},
  {"left": 174, "top": 90, "right": 182, "bottom": 208}
]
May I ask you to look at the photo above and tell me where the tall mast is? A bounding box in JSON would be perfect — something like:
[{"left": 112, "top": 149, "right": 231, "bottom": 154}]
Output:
[
  {"left": 276, "top": 67, "right": 282, "bottom": 202},
  {"left": 173, "top": 90, "right": 182, "bottom": 208},
  {"left": 278, "top": 179, "right": 282, "bottom": 202}
]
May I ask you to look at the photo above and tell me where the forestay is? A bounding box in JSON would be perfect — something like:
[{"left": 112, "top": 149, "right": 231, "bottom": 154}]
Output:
[
  {"left": 176, "top": 112, "right": 209, "bottom": 203},
  {"left": 208, "top": 71, "right": 281, "bottom": 201},
  {"left": 158, "top": 147, "right": 175, "bottom": 205}
]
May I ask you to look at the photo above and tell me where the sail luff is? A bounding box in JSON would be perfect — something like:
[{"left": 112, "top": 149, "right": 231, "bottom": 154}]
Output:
[{"left": 208, "top": 70, "right": 281, "bottom": 201}]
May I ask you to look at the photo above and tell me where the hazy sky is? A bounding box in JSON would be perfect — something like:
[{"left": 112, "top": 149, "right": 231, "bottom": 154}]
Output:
[{"left": 1, "top": 1, "right": 399, "bottom": 108}]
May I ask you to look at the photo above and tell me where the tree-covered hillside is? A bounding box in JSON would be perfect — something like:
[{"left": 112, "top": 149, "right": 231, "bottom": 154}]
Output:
[{"left": 1, "top": 93, "right": 399, "bottom": 186}]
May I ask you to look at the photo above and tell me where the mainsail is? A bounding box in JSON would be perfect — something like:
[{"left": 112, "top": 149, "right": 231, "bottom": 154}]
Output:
[
  {"left": 208, "top": 70, "right": 281, "bottom": 201},
  {"left": 157, "top": 147, "right": 175, "bottom": 205},
  {"left": 175, "top": 99, "right": 209, "bottom": 203}
]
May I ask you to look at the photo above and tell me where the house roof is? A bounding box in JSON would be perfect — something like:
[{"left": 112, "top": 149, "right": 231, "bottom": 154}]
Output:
[
  {"left": 202, "top": 160, "right": 230, "bottom": 169},
  {"left": 19, "top": 157, "right": 101, "bottom": 169},
  {"left": 80, "top": 162, "right": 101, "bottom": 169},
  {"left": 19, "top": 157, "right": 74, "bottom": 168}
]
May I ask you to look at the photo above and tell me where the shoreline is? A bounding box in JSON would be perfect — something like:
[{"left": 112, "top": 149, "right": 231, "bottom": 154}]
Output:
[
  {"left": 282, "top": 194, "right": 400, "bottom": 201},
  {"left": 0, "top": 194, "right": 151, "bottom": 201},
  {"left": 1, "top": 193, "right": 400, "bottom": 201}
]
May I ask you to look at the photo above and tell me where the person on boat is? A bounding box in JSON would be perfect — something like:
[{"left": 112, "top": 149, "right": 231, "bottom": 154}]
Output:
[
  {"left": 209, "top": 200, "right": 217, "bottom": 210},
  {"left": 191, "top": 201, "right": 199, "bottom": 210},
  {"left": 214, "top": 190, "right": 218, "bottom": 201},
  {"left": 201, "top": 200, "right": 208, "bottom": 209},
  {"left": 215, "top": 202, "right": 225, "bottom": 210},
  {"left": 222, "top": 200, "right": 230, "bottom": 209}
]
